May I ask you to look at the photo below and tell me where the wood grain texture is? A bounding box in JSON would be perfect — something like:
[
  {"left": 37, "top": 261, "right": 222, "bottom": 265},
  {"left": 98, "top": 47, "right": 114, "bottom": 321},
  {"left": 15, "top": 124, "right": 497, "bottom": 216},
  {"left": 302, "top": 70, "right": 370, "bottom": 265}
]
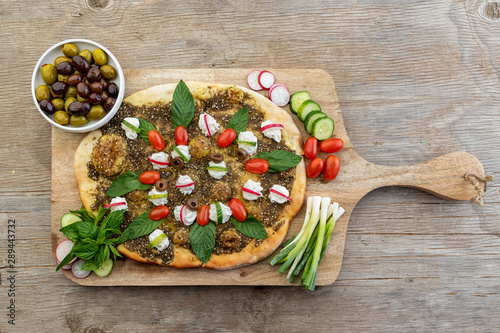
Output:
[{"left": 0, "top": 0, "right": 499, "bottom": 331}]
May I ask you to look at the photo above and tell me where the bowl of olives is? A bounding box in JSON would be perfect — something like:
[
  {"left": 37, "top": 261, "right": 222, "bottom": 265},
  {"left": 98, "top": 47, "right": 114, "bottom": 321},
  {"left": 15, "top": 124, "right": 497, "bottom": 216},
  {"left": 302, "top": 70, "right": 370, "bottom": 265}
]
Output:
[{"left": 32, "top": 39, "right": 125, "bottom": 132}]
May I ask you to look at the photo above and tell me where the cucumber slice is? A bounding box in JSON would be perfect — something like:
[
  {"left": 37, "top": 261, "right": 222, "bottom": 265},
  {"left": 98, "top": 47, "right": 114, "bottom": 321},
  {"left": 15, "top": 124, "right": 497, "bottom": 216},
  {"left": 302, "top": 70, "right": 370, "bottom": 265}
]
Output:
[
  {"left": 149, "top": 233, "right": 167, "bottom": 249},
  {"left": 206, "top": 165, "right": 228, "bottom": 172},
  {"left": 290, "top": 91, "right": 311, "bottom": 114},
  {"left": 304, "top": 111, "right": 327, "bottom": 135},
  {"left": 297, "top": 100, "right": 321, "bottom": 122},
  {"left": 60, "top": 213, "right": 81, "bottom": 228},
  {"left": 215, "top": 202, "right": 223, "bottom": 224},
  {"left": 94, "top": 258, "right": 114, "bottom": 277},
  {"left": 311, "top": 117, "right": 335, "bottom": 140}
]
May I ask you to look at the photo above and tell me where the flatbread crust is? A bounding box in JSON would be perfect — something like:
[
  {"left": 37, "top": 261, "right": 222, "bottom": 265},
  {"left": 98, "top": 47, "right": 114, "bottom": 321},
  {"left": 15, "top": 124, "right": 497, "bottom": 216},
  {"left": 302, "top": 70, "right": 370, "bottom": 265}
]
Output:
[{"left": 75, "top": 82, "right": 306, "bottom": 270}]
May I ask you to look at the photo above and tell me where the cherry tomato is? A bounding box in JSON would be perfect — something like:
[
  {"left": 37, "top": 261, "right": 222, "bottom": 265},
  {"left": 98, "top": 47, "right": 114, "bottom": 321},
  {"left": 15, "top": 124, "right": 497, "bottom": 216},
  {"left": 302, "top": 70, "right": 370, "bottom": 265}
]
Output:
[
  {"left": 175, "top": 126, "right": 189, "bottom": 145},
  {"left": 149, "top": 205, "right": 170, "bottom": 221},
  {"left": 306, "top": 158, "right": 324, "bottom": 178},
  {"left": 148, "top": 130, "right": 165, "bottom": 151},
  {"left": 228, "top": 198, "right": 247, "bottom": 222},
  {"left": 245, "top": 158, "right": 269, "bottom": 174},
  {"left": 320, "top": 138, "right": 344, "bottom": 153},
  {"left": 197, "top": 204, "right": 210, "bottom": 226},
  {"left": 217, "top": 128, "right": 236, "bottom": 148},
  {"left": 139, "top": 170, "right": 160, "bottom": 184},
  {"left": 304, "top": 137, "right": 318, "bottom": 159},
  {"left": 324, "top": 155, "right": 340, "bottom": 180}
]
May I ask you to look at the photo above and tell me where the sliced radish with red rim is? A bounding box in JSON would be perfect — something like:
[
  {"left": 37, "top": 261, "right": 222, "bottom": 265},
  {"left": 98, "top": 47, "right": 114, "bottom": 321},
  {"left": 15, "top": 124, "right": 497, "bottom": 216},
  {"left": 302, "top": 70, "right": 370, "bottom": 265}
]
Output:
[
  {"left": 55, "top": 240, "right": 76, "bottom": 270},
  {"left": 148, "top": 156, "right": 169, "bottom": 166},
  {"left": 242, "top": 187, "right": 262, "bottom": 197},
  {"left": 269, "top": 84, "right": 290, "bottom": 107},
  {"left": 104, "top": 202, "right": 126, "bottom": 209},
  {"left": 258, "top": 71, "right": 275, "bottom": 90},
  {"left": 270, "top": 188, "right": 292, "bottom": 201},
  {"left": 71, "top": 259, "right": 91, "bottom": 279},
  {"left": 260, "top": 123, "right": 284, "bottom": 132},
  {"left": 247, "top": 70, "right": 262, "bottom": 91}
]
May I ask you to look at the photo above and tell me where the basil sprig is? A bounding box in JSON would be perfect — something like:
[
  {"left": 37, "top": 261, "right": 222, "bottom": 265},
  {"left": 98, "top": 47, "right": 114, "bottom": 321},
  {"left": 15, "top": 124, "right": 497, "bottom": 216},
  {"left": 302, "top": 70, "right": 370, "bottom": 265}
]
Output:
[
  {"left": 106, "top": 172, "right": 151, "bottom": 197},
  {"left": 253, "top": 150, "right": 302, "bottom": 172},
  {"left": 226, "top": 107, "right": 249, "bottom": 134},
  {"left": 56, "top": 207, "right": 164, "bottom": 272},
  {"left": 189, "top": 222, "right": 216, "bottom": 263},
  {"left": 171, "top": 80, "right": 195, "bottom": 128},
  {"left": 231, "top": 215, "right": 268, "bottom": 239}
]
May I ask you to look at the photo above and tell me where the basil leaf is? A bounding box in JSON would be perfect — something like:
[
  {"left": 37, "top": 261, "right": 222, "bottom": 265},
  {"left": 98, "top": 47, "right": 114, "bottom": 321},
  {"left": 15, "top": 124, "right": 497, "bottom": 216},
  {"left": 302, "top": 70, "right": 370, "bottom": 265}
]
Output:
[
  {"left": 55, "top": 251, "right": 77, "bottom": 271},
  {"left": 119, "top": 209, "right": 164, "bottom": 242},
  {"left": 254, "top": 150, "right": 302, "bottom": 172},
  {"left": 74, "top": 221, "right": 99, "bottom": 240},
  {"left": 72, "top": 242, "right": 100, "bottom": 261},
  {"left": 171, "top": 80, "right": 195, "bottom": 128},
  {"left": 189, "top": 222, "right": 216, "bottom": 263},
  {"left": 137, "top": 118, "right": 158, "bottom": 145},
  {"left": 231, "top": 215, "right": 268, "bottom": 239},
  {"left": 226, "top": 107, "right": 249, "bottom": 135},
  {"left": 106, "top": 171, "right": 151, "bottom": 197}
]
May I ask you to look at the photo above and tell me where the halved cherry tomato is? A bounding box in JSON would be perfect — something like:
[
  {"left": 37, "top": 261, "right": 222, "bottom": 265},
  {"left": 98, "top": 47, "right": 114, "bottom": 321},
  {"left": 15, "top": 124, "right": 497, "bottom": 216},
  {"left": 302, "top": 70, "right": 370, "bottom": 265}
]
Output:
[
  {"left": 228, "top": 198, "right": 247, "bottom": 222},
  {"left": 175, "top": 126, "right": 189, "bottom": 145},
  {"left": 217, "top": 128, "right": 236, "bottom": 148},
  {"left": 306, "top": 158, "right": 324, "bottom": 178},
  {"left": 304, "top": 137, "right": 318, "bottom": 159},
  {"left": 148, "top": 130, "right": 165, "bottom": 150},
  {"left": 149, "top": 205, "right": 170, "bottom": 221},
  {"left": 245, "top": 158, "right": 269, "bottom": 174},
  {"left": 197, "top": 204, "right": 210, "bottom": 226},
  {"left": 139, "top": 170, "right": 161, "bottom": 184},
  {"left": 324, "top": 155, "right": 340, "bottom": 180},
  {"left": 320, "top": 138, "right": 343, "bottom": 153}
]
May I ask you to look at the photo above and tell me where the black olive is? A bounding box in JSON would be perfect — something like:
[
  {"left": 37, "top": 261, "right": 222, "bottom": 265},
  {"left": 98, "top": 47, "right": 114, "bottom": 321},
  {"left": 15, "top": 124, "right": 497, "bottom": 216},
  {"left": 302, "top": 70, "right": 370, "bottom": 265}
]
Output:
[
  {"left": 100, "top": 78, "right": 109, "bottom": 90},
  {"left": 107, "top": 83, "right": 119, "bottom": 98},
  {"left": 100, "top": 90, "right": 109, "bottom": 102},
  {"left": 86, "top": 67, "right": 101, "bottom": 82},
  {"left": 186, "top": 198, "right": 199, "bottom": 211},
  {"left": 67, "top": 74, "right": 83, "bottom": 87},
  {"left": 68, "top": 101, "right": 90, "bottom": 115},
  {"left": 88, "top": 92, "right": 102, "bottom": 105},
  {"left": 103, "top": 97, "right": 116, "bottom": 112},
  {"left": 210, "top": 153, "right": 224, "bottom": 162},
  {"left": 39, "top": 99, "right": 55, "bottom": 115},
  {"left": 76, "top": 82, "right": 90, "bottom": 98},
  {"left": 56, "top": 61, "right": 74, "bottom": 75},
  {"left": 236, "top": 148, "right": 248, "bottom": 161},
  {"left": 72, "top": 55, "right": 90, "bottom": 73},
  {"left": 155, "top": 180, "right": 168, "bottom": 192},
  {"left": 171, "top": 157, "right": 184, "bottom": 169},
  {"left": 51, "top": 81, "right": 68, "bottom": 96},
  {"left": 90, "top": 81, "right": 103, "bottom": 93}
]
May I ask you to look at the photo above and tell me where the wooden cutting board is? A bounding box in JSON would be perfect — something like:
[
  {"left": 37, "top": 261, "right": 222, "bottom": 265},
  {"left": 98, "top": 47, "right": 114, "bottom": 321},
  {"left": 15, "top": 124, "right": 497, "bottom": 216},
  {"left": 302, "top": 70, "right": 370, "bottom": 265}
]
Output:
[{"left": 51, "top": 68, "right": 487, "bottom": 286}]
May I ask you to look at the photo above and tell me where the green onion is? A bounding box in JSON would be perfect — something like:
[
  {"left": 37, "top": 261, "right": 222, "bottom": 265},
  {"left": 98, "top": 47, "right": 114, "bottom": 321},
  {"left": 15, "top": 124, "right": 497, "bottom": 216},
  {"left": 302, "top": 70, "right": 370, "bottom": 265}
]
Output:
[
  {"left": 215, "top": 201, "right": 223, "bottom": 224},
  {"left": 121, "top": 119, "right": 140, "bottom": 133},
  {"left": 173, "top": 145, "right": 189, "bottom": 162},
  {"left": 149, "top": 233, "right": 167, "bottom": 249},
  {"left": 206, "top": 165, "right": 228, "bottom": 172},
  {"left": 147, "top": 194, "right": 168, "bottom": 199},
  {"left": 235, "top": 140, "right": 257, "bottom": 146}
]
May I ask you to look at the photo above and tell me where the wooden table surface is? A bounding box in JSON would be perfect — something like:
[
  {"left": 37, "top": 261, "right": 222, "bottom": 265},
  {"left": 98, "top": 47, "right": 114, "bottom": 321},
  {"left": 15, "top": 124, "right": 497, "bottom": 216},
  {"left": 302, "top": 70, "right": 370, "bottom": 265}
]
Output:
[{"left": 1, "top": 0, "right": 499, "bottom": 331}]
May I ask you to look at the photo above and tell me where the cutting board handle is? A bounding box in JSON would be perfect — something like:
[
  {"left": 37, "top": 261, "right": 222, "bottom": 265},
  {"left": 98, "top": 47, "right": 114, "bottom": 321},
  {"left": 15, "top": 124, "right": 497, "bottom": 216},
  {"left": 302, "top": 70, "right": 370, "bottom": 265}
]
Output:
[{"left": 367, "top": 151, "right": 492, "bottom": 205}]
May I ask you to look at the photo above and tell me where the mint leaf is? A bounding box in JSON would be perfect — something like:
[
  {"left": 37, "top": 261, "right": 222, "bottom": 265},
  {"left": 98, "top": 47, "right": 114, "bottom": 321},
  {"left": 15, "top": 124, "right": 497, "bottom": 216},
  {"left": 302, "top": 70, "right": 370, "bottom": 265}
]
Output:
[
  {"left": 72, "top": 242, "right": 100, "bottom": 261},
  {"left": 108, "top": 244, "right": 123, "bottom": 259},
  {"left": 137, "top": 118, "right": 158, "bottom": 145},
  {"left": 100, "top": 209, "right": 125, "bottom": 232},
  {"left": 119, "top": 209, "right": 164, "bottom": 242},
  {"left": 94, "top": 245, "right": 110, "bottom": 268},
  {"left": 227, "top": 107, "right": 249, "bottom": 134},
  {"left": 94, "top": 206, "right": 109, "bottom": 225},
  {"left": 69, "top": 207, "right": 95, "bottom": 224},
  {"left": 189, "top": 222, "right": 216, "bottom": 263},
  {"left": 74, "top": 221, "right": 99, "bottom": 240},
  {"left": 106, "top": 171, "right": 151, "bottom": 197},
  {"left": 231, "top": 215, "right": 268, "bottom": 239},
  {"left": 59, "top": 223, "right": 82, "bottom": 242},
  {"left": 171, "top": 80, "right": 195, "bottom": 128},
  {"left": 254, "top": 150, "right": 302, "bottom": 172},
  {"left": 81, "top": 260, "right": 99, "bottom": 271},
  {"left": 55, "top": 251, "right": 77, "bottom": 271}
]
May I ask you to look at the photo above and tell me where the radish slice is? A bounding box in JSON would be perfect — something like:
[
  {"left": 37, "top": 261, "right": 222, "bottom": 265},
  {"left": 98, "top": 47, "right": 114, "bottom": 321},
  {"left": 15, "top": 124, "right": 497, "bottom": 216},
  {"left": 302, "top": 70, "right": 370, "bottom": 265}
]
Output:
[
  {"left": 247, "top": 70, "right": 262, "bottom": 91},
  {"left": 269, "top": 84, "right": 290, "bottom": 106},
  {"left": 71, "top": 260, "right": 91, "bottom": 279},
  {"left": 242, "top": 187, "right": 262, "bottom": 197},
  {"left": 175, "top": 182, "right": 195, "bottom": 188},
  {"left": 104, "top": 202, "right": 127, "bottom": 209},
  {"left": 258, "top": 71, "right": 275, "bottom": 89},
  {"left": 269, "top": 83, "right": 289, "bottom": 95},
  {"left": 180, "top": 205, "right": 185, "bottom": 225},
  {"left": 55, "top": 240, "right": 76, "bottom": 270},
  {"left": 260, "top": 123, "right": 284, "bottom": 132},
  {"left": 148, "top": 156, "right": 169, "bottom": 166},
  {"left": 204, "top": 114, "right": 212, "bottom": 137},
  {"left": 270, "top": 188, "right": 292, "bottom": 201}
]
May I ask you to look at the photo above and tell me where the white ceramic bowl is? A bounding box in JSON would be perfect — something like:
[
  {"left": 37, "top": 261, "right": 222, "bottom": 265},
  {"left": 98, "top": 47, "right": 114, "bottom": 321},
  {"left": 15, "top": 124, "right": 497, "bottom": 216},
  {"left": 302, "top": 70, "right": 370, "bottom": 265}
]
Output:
[{"left": 31, "top": 39, "right": 125, "bottom": 133}]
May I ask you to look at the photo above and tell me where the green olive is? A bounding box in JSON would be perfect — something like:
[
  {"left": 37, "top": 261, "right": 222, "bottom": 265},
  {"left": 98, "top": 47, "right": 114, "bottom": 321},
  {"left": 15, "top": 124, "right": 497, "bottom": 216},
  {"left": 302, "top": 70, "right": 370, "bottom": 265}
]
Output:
[
  {"left": 62, "top": 43, "right": 79, "bottom": 58},
  {"left": 65, "top": 97, "right": 77, "bottom": 112},
  {"left": 79, "top": 49, "right": 93, "bottom": 64},
  {"left": 52, "top": 98, "right": 65, "bottom": 111},
  {"left": 70, "top": 115, "right": 88, "bottom": 127},
  {"left": 41, "top": 64, "right": 57, "bottom": 85},
  {"left": 58, "top": 74, "right": 69, "bottom": 82},
  {"left": 77, "top": 94, "right": 88, "bottom": 102},
  {"left": 54, "top": 111, "right": 70, "bottom": 126},
  {"left": 54, "top": 56, "right": 72, "bottom": 66},
  {"left": 92, "top": 48, "right": 108, "bottom": 66},
  {"left": 87, "top": 105, "right": 106, "bottom": 120},
  {"left": 35, "top": 85, "right": 51, "bottom": 101},
  {"left": 100, "top": 65, "right": 116, "bottom": 80},
  {"left": 65, "top": 86, "right": 77, "bottom": 98}
]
